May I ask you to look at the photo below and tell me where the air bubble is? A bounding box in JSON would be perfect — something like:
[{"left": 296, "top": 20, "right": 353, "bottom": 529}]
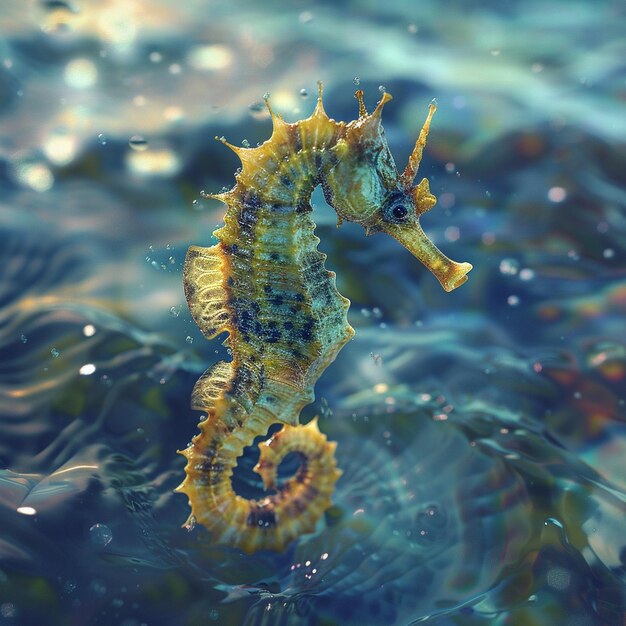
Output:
[
  {"left": 63, "top": 579, "right": 77, "bottom": 594},
  {"left": 353, "top": 76, "right": 360, "bottom": 86},
  {"left": 185, "top": 336, "right": 194, "bottom": 344},
  {"left": 499, "top": 258, "right": 519, "bottom": 275},
  {"left": 519, "top": 268, "right": 535, "bottom": 281},
  {"left": 51, "top": 348, "right": 60, "bottom": 358},
  {"left": 248, "top": 101, "right": 268, "bottom": 120},
  {"left": 169, "top": 306, "right": 181, "bottom": 318},
  {"left": 90, "top": 579, "right": 107, "bottom": 595},
  {"left": 20, "top": 334, "right": 27, "bottom": 343},
  {"left": 548, "top": 186, "right": 566, "bottom": 202},
  {"left": 89, "top": 523, "right": 112, "bottom": 546},
  {"left": 128, "top": 135, "right": 148, "bottom": 151},
  {"left": 378, "top": 85, "right": 387, "bottom": 93},
  {"left": 567, "top": 250, "right": 579, "bottom": 261},
  {"left": 97, "top": 133, "right": 107, "bottom": 145},
  {"left": 544, "top": 517, "right": 564, "bottom": 529},
  {"left": 370, "top": 352, "right": 382, "bottom": 366}
]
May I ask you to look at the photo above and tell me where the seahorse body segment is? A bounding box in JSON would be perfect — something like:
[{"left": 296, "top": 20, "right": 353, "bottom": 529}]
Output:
[{"left": 176, "top": 84, "right": 472, "bottom": 553}]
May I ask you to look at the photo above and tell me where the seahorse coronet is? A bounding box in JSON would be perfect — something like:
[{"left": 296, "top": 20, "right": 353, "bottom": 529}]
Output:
[{"left": 179, "top": 83, "right": 471, "bottom": 553}]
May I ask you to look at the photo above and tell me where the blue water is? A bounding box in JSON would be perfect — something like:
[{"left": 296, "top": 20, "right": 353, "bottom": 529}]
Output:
[{"left": 1, "top": 1, "right": 625, "bottom": 624}]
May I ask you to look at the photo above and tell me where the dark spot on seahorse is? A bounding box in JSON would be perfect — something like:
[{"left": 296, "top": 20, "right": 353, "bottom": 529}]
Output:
[
  {"left": 271, "top": 294, "right": 284, "bottom": 306},
  {"left": 227, "top": 243, "right": 251, "bottom": 259},
  {"left": 270, "top": 252, "right": 280, "bottom": 261},
  {"left": 288, "top": 126, "right": 302, "bottom": 152},
  {"left": 320, "top": 180, "right": 336, "bottom": 210},
  {"left": 291, "top": 498, "right": 306, "bottom": 514},
  {"left": 280, "top": 175, "right": 293, "bottom": 188},
  {"left": 243, "top": 192, "right": 262, "bottom": 209},
  {"left": 284, "top": 321, "right": 293, "bottom": 331},
  {"left": 247, "top": 506, "right": 277, "bottom": 529},
  {"left": 227, "top": 276, "right": 235, "bottom": 287},
  {"left": 193, "top": 459, "right": 224, "bottom": 485},
  {"left": 264, "top": 322, "right": 281, "bottom": 343},
  {"left": 185, "top": 281, "right": 196, "bottom": 298},
  {"left": 298, "top": 320, "right": 315, "bottom": 342},
  {"left": 191, "top": 458, "right": 214, "bottom": 473},
  {"left": 264, "top": 284, "right": 272, "bottom": 294},
  {"left": 295, "top": 197, "right": 311, "bottom": 214},
  {"left": 230, "top": 364, "right": 256, "bottom": 396},
  {"left": 239, "top": 206, "right": 258, "bottom": 238},
  {"left": 294, "top": 293, "right": 305, "bottom": 302}
]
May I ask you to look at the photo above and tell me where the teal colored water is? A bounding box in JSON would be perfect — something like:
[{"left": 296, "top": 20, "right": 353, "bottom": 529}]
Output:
[{"left": 1, "top": 1, "right": 625, "bottom": 624}]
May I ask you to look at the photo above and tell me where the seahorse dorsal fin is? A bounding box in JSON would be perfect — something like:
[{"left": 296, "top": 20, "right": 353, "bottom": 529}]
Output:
[
  {"left": 261, "top": 93, "right": 291, "bottom": 146},
  {"left": 312, "top": 80, "right": 326, "bottom": 118},
  {"left": 350, "top": 91, "right": 392, "bottom": 140},
  {"left": 370, "top": 91, "right": 393, "bottom": 122},
  {"left": 203, "top": 191, "right": 233, "bottom": 205},
  {"left": 214, "top": 135, "right": 242, "bottom": 156},
  {"left": 354, "top": 89, "right": 368, "bottom": 118}
]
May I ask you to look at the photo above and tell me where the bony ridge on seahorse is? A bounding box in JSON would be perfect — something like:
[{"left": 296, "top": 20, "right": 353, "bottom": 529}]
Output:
[{"left": 176, "top": 82, "right": 472, "bottom": 553}]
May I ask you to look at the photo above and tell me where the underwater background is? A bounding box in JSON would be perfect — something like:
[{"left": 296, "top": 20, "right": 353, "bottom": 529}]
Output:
[{"left": 1, "top": 1, "right": 625, "bottom": 624}]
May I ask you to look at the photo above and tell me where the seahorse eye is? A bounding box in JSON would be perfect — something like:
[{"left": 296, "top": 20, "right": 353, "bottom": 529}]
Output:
[
  {"left": 382, "top": 193, "right": 411, "bottom": 224},
  {"left": 392, "top": 204, "right": 408, "bottom": 220}
]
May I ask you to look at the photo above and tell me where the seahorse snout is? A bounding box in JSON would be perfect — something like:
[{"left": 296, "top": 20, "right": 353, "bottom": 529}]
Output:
[{"left": 384, "top": 220, "right": 472, "bottom": 292}]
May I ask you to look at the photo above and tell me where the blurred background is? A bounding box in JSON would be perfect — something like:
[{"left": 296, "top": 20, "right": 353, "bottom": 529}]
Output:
[{"left": 1, "top": 1, "right": 625, "bottom": 624}]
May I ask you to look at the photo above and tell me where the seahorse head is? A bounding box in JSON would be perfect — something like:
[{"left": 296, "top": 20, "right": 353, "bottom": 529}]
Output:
[{"left": 325, "top": 91, "right": 472, "bottom": 292}]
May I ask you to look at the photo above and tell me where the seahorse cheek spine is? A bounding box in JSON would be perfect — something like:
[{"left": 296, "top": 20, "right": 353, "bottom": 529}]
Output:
[{"left": 176, "top": 83, "right": 471, "bottom": 553}]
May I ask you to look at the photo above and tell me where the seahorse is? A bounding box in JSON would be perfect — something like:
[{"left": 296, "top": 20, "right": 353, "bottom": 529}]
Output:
[{"left": 176, "top": 83, "right": 472, "bottom": 553}]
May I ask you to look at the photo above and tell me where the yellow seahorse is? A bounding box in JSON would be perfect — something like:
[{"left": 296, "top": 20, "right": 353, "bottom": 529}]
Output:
[{"left": 176, "top": 83, "right": 472, "bottom": 553}]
